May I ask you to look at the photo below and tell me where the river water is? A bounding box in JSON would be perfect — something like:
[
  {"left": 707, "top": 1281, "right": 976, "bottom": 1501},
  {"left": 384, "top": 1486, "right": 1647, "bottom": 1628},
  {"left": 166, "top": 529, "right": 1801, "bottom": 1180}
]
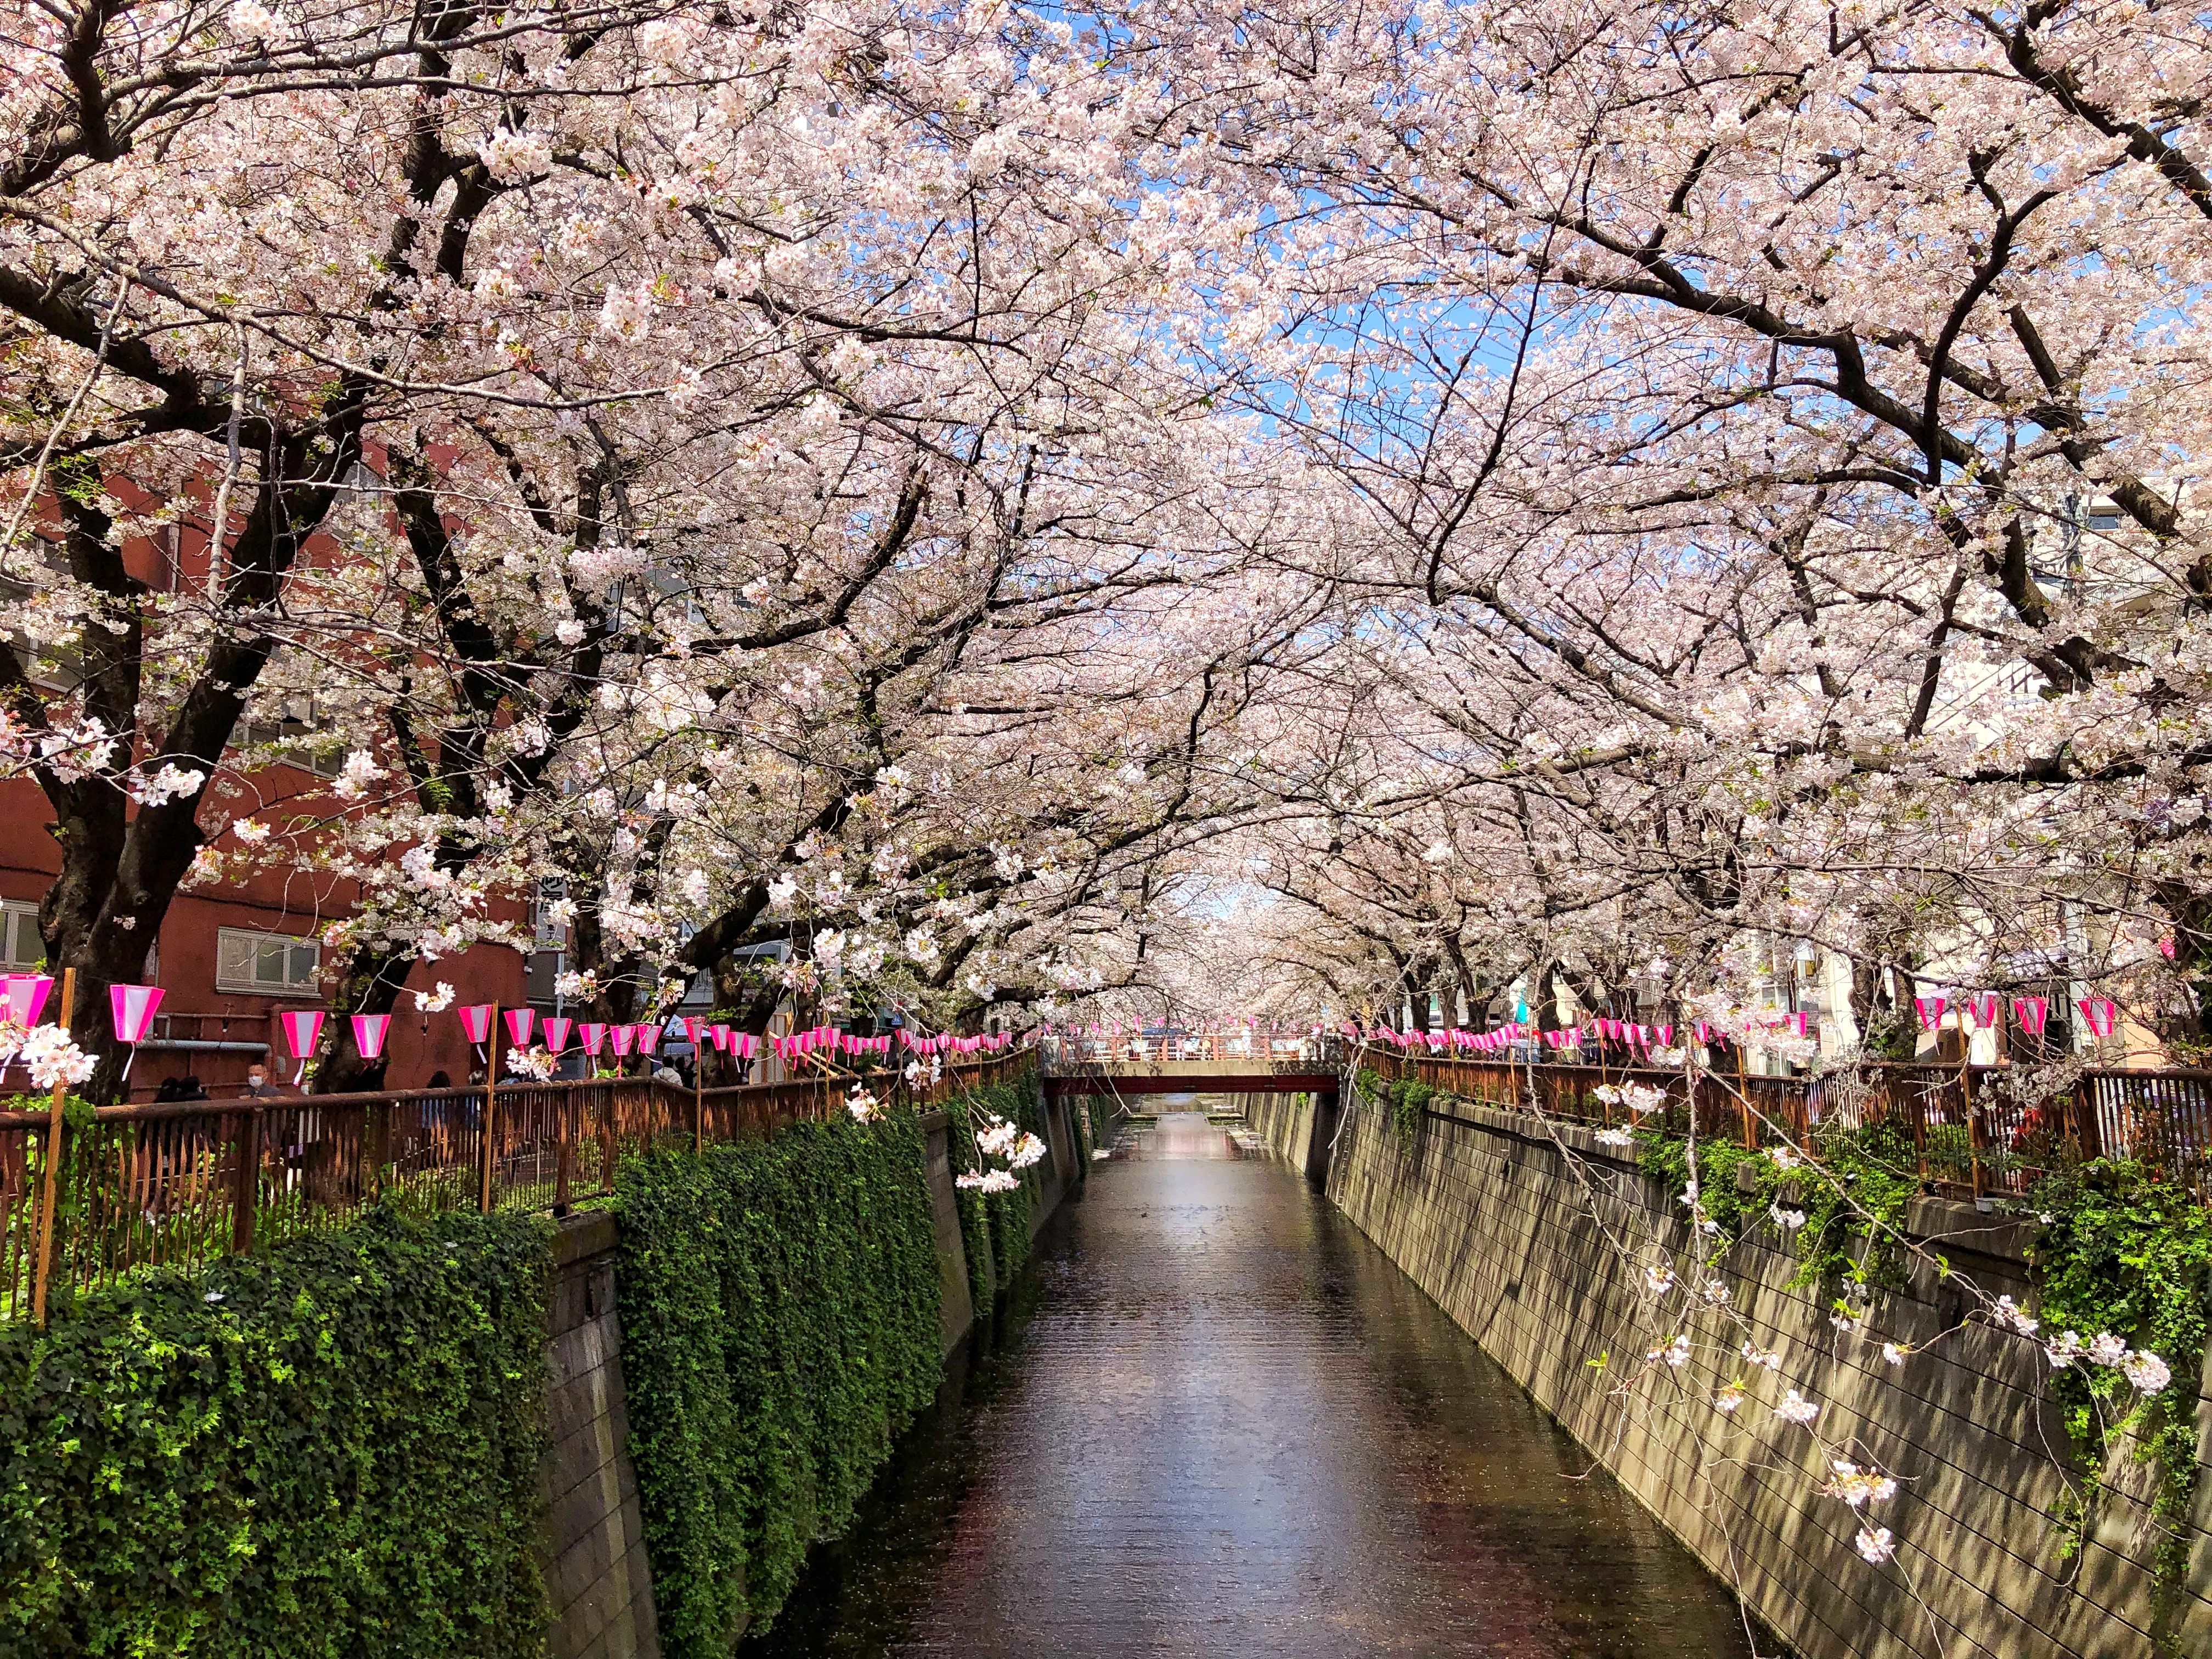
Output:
[{"left": 744, "top": 1111, "right": 1756, "bottom": 1659}]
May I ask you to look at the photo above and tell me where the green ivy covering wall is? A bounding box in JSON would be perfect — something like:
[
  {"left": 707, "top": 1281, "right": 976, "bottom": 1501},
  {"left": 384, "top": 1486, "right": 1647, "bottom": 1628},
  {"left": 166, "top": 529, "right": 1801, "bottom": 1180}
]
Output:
[
  {"left": 1357, "top": 1066, "right": 1431, "bottom": 1151},
  {"left": 941, "top": 1071, "right": 1048, "bottom": 1293},
  {"left": 2027, "top": 1158, "right": 2212, "bottom": 1643},
  {"left": 614, "top": 1112, "right": 944, "bottom": 1655},
  {"left": 0, "top": 1208, "right": 551, "bottom": 1659}
]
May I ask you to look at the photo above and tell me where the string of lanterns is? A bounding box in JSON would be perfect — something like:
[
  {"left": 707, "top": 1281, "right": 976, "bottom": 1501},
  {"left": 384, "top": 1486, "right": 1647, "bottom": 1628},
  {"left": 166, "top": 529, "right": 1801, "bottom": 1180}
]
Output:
[
  {"left": 1331, "top": 991, "right": 2122, "bottom": 1056},
  {"left": 0, "top": 970, "right": 1023, "bottom": 1088}
]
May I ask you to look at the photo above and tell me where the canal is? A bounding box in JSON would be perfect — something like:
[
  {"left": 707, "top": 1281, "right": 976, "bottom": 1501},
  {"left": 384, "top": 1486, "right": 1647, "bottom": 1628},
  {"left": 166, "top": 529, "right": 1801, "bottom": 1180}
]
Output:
[{"left": 744, "top": 1111, "right": 1758, "bottom": 1658}]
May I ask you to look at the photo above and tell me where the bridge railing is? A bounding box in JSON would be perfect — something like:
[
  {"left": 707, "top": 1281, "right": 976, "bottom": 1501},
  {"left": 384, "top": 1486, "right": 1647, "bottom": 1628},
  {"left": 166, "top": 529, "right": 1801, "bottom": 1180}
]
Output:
[
  {"left": 1366, "top": 1050, "right": 2212, "bottom": 1203},
  {"left": 1041, "top": 1032, "right": 1339, "bottom": 1067},
  {"left": 0, "top": 1052, "right": 1034, "bottom": 1323}
]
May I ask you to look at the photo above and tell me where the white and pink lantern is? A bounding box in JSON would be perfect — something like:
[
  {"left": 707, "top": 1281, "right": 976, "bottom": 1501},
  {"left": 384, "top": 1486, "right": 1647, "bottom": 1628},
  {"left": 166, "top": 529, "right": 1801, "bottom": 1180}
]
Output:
[
  {"left": 2076, "top": 997, "right": 2119, "bottom": 1040},
  {"left": 3, "top": 973, "right": 53, "bottom": 1031},
  {"left": 110, "top": 982, "right": 165, "bottom": 1084},
  {"left": 278, "top": 1007, "right": 324, "bottom": 1084},
  {"left": 543, "top": 1017, "right": 573, "bottom": 1053},
  {"left": 350, "top": 1012, "right": 392, "bottom": 1061},
  {"left": 637, "top": 1022, "right": 662, "bottom": 1056},
  {"left": 684, "top": 1015, "right": 708, "bottom": 1047},
  {"left": 2011, "top": 996, "right": 2049, "bottom": 1035},
  {"left": 504, "top": 1007, "right": 535, "bottom": 1048},
  {"left": 710, "top": 1023, "right": 731, "bottom": 1052},
  {"left": 459, "top": 1003, "right": 495, "bottom": 1053},
  {"left": 579, "top": 1022, "right": 607, "bottom": 1057},
  {"left": 110, "top": 981, "right": 163, "bottom": 1043},
  {"left": 1966, "top": 994, "right": 2000, "bottom": 1030},
  {"left": 610, "top": 1025, "right": 635, "bottom": 1057},
  {"left": 1912, "top": 996, "right": 1946, "bottom": 1032}
]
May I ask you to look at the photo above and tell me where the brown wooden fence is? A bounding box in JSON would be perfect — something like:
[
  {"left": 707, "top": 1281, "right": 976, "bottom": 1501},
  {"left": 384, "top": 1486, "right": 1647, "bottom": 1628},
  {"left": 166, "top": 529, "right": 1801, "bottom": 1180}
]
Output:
[
  {"left": 1369, "top": 1052, "right": 2212, "bottom": 1204},
  {"left": 0, "top": 1052, "right": 1035, "bottom": 1323}
]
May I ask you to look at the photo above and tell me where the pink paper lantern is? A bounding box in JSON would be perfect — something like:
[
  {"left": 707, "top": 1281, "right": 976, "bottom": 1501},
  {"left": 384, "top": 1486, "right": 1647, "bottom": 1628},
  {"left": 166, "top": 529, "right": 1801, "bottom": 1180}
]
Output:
[
  {"left": 110, "top": 983, "right": 165, "bottom": 1045},
  {"left": 1912, "top": 996, "right": 1946, "bottom": 1032},
  {"left": 350, "top": 1012, "right": 391, "bottom": 1059},
  {"left": 3, "top": 973, "right": 53, "bottom": 1030},
  {"left": 278, "top": 1007, "right": 322, "bottom": 1060},
  {"left": 2076, "top": 997, "right": 2118, "bottom": 1039},
  {"left": 684, "top": 1015, "right": 707, "bottom": 1045},
  {"left": 2011, "top": 996, "right": 2049, "bottom": 1035},
  {"left": 710, "top": 1023, "right": 731, "bottom": 1052},
  {"left": 504, "top": 1007, "right": 535, "bottom": 1047},
  {"left": 278, "top": 1008, "right": 324, "bottom": 1082},
  {"left": 458, "top": 1003, "right": 494, "bottom": 1045},
  {"left": 542, "top": 1017, "right": 573, "bottom": 1053},
  {"left": 610, "top": 1025, "right": 635, "bottom": 1057},
  {"left": 579, "top": 1022, "right": 607, "bottom": 1057},
  {"left": 635, "top": 1022, "right": 661, "bottom": 1055},
  {"left": 1966, "top": 993, "right": 2000, "bottom": 1030}
]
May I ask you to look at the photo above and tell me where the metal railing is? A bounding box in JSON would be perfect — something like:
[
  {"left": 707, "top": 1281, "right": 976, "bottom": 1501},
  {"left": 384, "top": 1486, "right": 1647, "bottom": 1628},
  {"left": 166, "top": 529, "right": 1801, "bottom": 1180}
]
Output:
[
  {"left": 1040, "top": 1032, "right": 1335, "bottom": 1065},
  {"left": 1369, "top": 1051, "right": 2212, "bottom": 1202},
  {"left": 0, "top": 1053, "right": 1032, "bottom": 1322}
]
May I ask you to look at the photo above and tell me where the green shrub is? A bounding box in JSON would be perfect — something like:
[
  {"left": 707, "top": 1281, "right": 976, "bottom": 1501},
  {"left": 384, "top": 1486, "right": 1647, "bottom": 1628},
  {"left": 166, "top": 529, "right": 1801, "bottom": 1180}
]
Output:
[
  {"left": 2027, "top": 1158, "right": 2212, "bottom": 1639},
  {"left": 1635, "top": 1121, "right": 1919, "bottom": 1301},
  {"left": 942, "top": 1072, "right": 1047, "bottom": 1291},
  {"left": 616, "top": 1112, "right": 943, "bottom": 1652},
  {"left": 0, "top": 1208, "right": 551, "bottom": 1659}
]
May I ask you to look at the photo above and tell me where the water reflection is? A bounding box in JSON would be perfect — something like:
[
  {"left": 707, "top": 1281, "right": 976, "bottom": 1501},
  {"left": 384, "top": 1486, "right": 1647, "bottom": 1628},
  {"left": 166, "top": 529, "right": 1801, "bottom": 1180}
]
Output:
[{"left": 744, "top": 1113, "right": 1754, "bottom": 1658}]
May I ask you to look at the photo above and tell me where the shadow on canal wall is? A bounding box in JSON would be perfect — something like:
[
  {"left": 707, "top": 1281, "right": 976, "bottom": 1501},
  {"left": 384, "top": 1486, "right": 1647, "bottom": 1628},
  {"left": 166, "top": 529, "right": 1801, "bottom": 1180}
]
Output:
[
  {"left": 537, "top": 1090, "right": 1081, "bottom": 1659},
  {"left": 1243, "top": 1087, "right": 2210, "bottom": 1659}
]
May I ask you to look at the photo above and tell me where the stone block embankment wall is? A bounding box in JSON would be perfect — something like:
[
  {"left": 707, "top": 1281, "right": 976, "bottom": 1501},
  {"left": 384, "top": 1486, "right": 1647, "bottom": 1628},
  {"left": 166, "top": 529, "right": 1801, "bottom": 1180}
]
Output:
[
  {"left": 542, "top": 1213, "right": 662, "bottom": 1659},
  {"left": 1239, "top": 1088, "right": 1338, "bottom": 1185},
  {"left": 540, "top": 1088, "right": 1076, "bottom": 1656},
  {"left": 1255, "top": 1090, "right": 2211, "bottom": 1659}
]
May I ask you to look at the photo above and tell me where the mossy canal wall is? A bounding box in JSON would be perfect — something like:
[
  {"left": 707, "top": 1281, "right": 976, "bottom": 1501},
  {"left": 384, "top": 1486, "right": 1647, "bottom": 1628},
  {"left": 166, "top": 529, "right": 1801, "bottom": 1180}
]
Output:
[{"left": 1245, "top": 1087, "right": 2211, "bottom": 1659}]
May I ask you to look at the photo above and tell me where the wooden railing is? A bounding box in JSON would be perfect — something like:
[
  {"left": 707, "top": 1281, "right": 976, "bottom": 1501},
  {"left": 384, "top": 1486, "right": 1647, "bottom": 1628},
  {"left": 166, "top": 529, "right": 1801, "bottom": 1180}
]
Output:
[
  {"left": 0, "top": 1053, "right": 1032, "bottom": 1322},
  {"left": 1369, "top": 1051, "right": 2212, "bottom": 1202}
]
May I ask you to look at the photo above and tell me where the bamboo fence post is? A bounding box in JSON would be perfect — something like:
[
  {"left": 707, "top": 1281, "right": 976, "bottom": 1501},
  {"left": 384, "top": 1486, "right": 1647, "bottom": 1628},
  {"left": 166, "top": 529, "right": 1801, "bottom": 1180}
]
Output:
[
  {"left": 1961, "top": 1042, "right": 1984, "bottom": 1199},
  {"left": 478, "top": 1001, "right": 499, "bottom": 1213},
  {"left": 30, "top": 965, "right": 76, "bottom": 1328},
  {"left": 553, "top": 1082, "right": 573, "bottom": 1216},
  {"left": 1736, "top": 1043, "right": 1756, "bottom": 1150},
  {"left": 232, "top": 1103, "right": 261, "bottom": 1255}
]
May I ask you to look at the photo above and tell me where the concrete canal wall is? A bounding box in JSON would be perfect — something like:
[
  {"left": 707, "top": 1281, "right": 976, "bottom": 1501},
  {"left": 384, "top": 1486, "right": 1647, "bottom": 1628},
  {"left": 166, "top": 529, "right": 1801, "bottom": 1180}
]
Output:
[
  {"left": 542, "top": 1212, "right": 661, "bottom": 1659},
  {"left": 1250, "top": 1086, "right": 2211, "bottom": 1659},
  {"left": 539, "top": 1091, "right": 1078, "bottom": 1657}
]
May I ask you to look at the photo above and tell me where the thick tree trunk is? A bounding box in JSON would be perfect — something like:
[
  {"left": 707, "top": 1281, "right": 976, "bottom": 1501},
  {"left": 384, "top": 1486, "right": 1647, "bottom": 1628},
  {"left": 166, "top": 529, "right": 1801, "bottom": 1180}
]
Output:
[{"left": 311, "top": 945, "right": 418, "bottom": 1094}]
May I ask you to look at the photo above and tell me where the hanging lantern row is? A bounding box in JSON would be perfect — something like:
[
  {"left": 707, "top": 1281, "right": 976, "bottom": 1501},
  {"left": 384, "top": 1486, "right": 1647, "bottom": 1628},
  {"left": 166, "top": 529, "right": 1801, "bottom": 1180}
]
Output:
[
  {"left": 1324, "top": 992, "right": 2128, "bottom": 1055},
  {"left": 0, "top": 976, "right": 783, "bottom": 1081}
]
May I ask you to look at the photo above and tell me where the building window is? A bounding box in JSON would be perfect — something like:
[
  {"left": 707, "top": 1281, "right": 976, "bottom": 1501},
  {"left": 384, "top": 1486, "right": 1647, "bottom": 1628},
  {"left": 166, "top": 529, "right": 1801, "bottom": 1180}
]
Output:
[
  {"left": 0, "top": 900, "right": 42, "bottom": 970},
  {"left": 215, "top": 927, "right": 320, "bottom": 995}
]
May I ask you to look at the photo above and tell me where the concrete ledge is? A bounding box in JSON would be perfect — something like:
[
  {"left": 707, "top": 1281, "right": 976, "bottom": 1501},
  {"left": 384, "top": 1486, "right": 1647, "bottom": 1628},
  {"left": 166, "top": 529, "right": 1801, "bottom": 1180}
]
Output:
[{"left": 551, "top": 1208, "right": 619, "bottom": 1268}]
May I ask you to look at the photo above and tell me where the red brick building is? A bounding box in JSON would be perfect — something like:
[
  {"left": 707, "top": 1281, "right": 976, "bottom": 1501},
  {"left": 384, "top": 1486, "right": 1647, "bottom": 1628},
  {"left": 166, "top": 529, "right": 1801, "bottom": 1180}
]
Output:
[
  {"left": 0, "top": 484, "right": 530, "bottom": 1102},
  {"left": 0, "top": 766, "right": 527, "bottom": 1099}
]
